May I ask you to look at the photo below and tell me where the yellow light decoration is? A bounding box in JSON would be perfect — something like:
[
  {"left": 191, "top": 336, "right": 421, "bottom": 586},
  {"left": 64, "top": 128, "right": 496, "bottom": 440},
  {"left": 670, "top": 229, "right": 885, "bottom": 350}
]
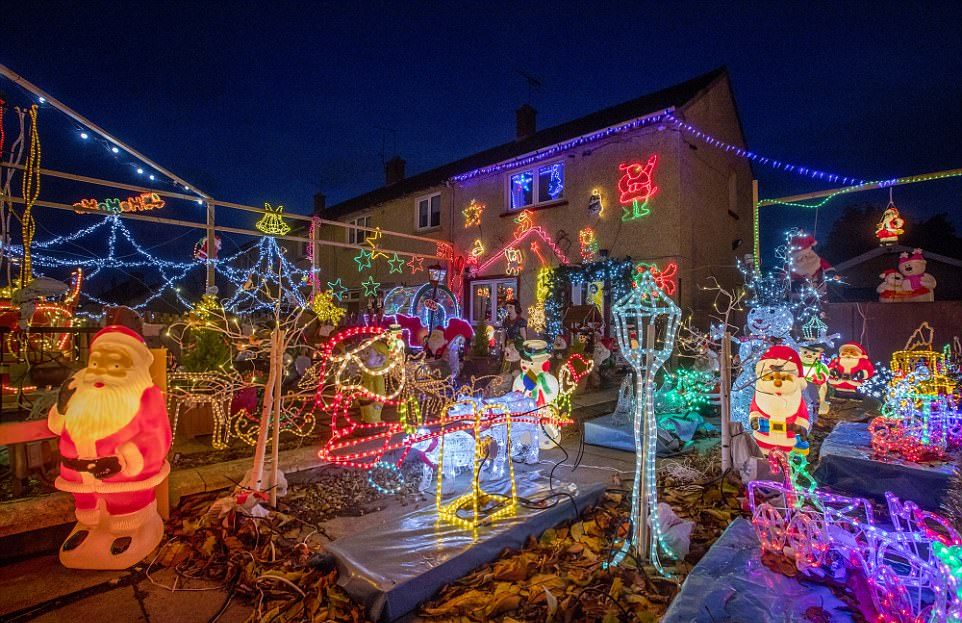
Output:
[
  {"left": 20, "top": 105, "right": 41, "bottom": 287},
  {"left": 890, "top": 322, "right": 956, "bottom": 396},
  {"left": 463, "top": 199, "right": 485, "bottom": 228},
  {"left": 527, "top": 304, "right": 546, "bottom": 333},
  {"left": 256, "top": 203, "right": 292, "bottom": 236},
  {"left": 311, "top": 291, "right": 346, "bottom": 325},
  {"left": 436, "top": 400, "right": 518, "bottom": 531},
  {"left": 470, "top": 238, "right": 485, "bottom": 258},
  {"left": 364, "top": 227, "right": 388, "bottom": 259},
  {"left": 504, "top": 247, "right": 523, "bottom": 275}
]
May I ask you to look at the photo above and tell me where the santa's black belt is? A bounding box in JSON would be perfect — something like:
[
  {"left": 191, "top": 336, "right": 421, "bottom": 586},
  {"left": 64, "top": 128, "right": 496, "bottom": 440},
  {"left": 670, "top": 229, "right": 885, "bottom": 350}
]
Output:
[{"left": 61, "top": 456, "right": 118, "bottom": 473}]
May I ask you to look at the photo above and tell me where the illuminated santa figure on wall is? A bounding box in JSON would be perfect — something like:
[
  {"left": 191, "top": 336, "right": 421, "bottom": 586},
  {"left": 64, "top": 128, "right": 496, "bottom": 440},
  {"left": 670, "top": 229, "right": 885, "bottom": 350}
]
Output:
[
  {"left": 828, "top": 342, "right": 875, "bottom": 398},
  {"left": 749, "top": 346, "right": 811, "bottom": 456},
  {"left": 788, "top": 232, "right": 833, "bottom": 293},
  {"left": 48, "top": 326, "right": 171, "bottom": 569}
]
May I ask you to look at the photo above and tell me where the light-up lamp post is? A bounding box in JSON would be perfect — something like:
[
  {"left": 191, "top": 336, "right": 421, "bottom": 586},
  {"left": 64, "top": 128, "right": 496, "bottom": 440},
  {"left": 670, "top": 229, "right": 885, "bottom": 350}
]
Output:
[
  {"left": 610, "top": 271, "right": 680, "bottom": 572},
  {"left": 426, "top": 263, "right": 446, "bottom": 335}
]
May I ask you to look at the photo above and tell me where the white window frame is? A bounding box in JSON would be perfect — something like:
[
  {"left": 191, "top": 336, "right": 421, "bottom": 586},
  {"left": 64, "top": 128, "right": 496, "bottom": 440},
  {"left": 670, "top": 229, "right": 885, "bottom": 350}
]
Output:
[
  {"left": 505, "top": 160, "right": 565, "bottom": 211},
  {"left": 346, "top": 215, "right": 372, "bottom": 244},
  {"left": 469, "top": 277, "right": 519, "bottom": 325},
  {"left": 415, "top": 192, "right": 442, "bottom": 231}
]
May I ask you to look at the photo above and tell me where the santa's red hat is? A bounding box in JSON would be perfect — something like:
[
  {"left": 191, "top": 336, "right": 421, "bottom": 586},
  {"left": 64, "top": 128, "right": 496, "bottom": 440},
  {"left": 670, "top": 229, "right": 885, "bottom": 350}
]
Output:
[
  {"left": 791, "top": 233, "right": 817, "bottom": 251},
  {"left": 838, "top": 342, "right": 867, "bottom": 358},
  {"left": 758, "top": 345, "right": 803, "bottom": 376},
  {"left": 91, "top": 325, "right": 153, "bottom": 366}
]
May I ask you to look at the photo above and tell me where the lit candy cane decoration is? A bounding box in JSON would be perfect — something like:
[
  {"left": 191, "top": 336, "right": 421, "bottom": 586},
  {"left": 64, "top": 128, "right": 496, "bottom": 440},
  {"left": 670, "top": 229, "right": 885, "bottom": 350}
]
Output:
[{"left": 609, "top": 271, "right": 680, "bottom": 573}]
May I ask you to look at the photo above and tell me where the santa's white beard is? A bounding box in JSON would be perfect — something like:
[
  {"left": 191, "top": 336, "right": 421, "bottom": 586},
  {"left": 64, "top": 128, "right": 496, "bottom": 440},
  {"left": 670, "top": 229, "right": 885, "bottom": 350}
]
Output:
[
  {"left": 65, "top": 370, "right": 153, "bottom": 447},
  {"left": 755, "top": 388, "right": 801, "bottom": 418},
  {"left": 836, "top": 355, "right": 860, "bottom": 373}
]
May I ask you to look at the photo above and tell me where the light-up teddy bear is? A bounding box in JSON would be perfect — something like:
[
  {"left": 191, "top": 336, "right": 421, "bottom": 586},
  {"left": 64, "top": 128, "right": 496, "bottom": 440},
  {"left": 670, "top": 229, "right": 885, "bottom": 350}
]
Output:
[
  {"left": 877, "top": 269, "right": 905, "bottom": 302},
  {"left": 731, "top": 274, "right": 799, "bottom": 427},
  {"left": 512, "top": 339, "right": 561, "bottom": 450},
  {"left": 749, "top": 346, "right": 810, "bottom": 456},
  {"left": 897, "top": 249, "right": 937, "bottom": 302},
  {"left": 47, "top": 326, "right": 171, "bottom": 569}
]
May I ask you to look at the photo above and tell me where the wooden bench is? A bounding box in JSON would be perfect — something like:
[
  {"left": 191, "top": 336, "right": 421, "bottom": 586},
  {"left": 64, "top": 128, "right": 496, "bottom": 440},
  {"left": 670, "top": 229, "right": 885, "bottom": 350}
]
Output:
[{"left": 0, "top": 419, "right": 169, "bottom": 519}]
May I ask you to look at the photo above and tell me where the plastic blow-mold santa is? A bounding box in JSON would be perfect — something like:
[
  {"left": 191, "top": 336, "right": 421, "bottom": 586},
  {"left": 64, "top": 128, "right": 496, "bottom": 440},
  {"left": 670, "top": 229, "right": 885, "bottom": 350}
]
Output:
[
  {"left": 788, "top": 233, "right": 833, "bottom": 293},
  {"left": 48, "top": 326, "right": 171, "bottom": 569},
  {"left": 828, "top": 342, "right": 875, "bottom": 398},
  {"left": 749, "top": 346, "right": 811, "bottom": 456}
]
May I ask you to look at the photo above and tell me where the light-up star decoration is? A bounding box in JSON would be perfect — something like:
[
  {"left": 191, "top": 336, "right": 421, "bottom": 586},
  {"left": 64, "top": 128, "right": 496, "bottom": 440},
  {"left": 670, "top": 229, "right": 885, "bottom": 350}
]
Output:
[
  {"left": 354, "top": 249, "right": 373, "bottom": 271},
  {"left": 387, "top": 253, "right": 405, "bottom": 274},
  {"left": 327, "top": 278, "right": 349, "bottom": 301},
  {"left": 256, "top": 203, "right": 292, "bottom": 236},
  {"left": 407, "top": 255, "right": 424, "bottom": 274},
  {"left": 361, "top": 276, "right": 381, "bottom": 298},
  {"left": 463, "top": 199, "right": 484, "bottom": 228},
  {"left": 618, "top": 155, "right": 659, "bottom": 222},
  {"left": 610, "top": 270, "right": 680, "bottom": 574},
  {"left": 364, "top": 227, "right": 388, "bottom": 259}
]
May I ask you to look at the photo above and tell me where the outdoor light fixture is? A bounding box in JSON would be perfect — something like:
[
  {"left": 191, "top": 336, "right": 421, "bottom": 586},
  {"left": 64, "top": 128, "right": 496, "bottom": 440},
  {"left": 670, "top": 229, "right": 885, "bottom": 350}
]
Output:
[
  {"left": 80, "top": 132, "right": 88, "bottom": 139},
  {"left": 427, "top": 263, "right": 445, "bottom": 286},
  {"left": 111, "top": 146, "right": 119, "bottom": 154}
]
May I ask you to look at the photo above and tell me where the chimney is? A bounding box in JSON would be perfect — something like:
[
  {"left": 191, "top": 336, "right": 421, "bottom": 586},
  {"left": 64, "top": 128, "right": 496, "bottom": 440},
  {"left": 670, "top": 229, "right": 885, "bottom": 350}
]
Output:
[
  {"left": 384, "top": 156, "right": 406, "bottom": 186},
  {"left": 313, "top": 192, "right": 326, "bottom": 215},
  {"left": 516, "top": 104, "right": 537, "bottom": 140}
]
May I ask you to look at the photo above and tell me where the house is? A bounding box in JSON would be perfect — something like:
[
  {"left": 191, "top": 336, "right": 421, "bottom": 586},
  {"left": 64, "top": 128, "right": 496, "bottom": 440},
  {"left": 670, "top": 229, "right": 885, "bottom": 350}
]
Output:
[{"left": 311, "top": 67, "right": 754, "bottom": 330}]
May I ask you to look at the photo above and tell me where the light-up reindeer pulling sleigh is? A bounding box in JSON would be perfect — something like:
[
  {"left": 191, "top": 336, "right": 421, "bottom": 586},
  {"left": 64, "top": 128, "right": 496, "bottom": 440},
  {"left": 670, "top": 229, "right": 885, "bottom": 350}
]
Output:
[
  {"left": 748, "top": 452, "right": 962, "bottom": 623},
  {"left": 313, "top": 325, "right": 592, "bottom": 492}
]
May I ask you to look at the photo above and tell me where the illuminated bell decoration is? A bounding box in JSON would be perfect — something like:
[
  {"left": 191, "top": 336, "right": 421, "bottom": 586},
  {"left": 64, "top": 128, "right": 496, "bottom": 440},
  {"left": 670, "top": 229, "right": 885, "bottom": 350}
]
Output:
[
  {"left": 47, "top": 326, "right": 172, "bottom": 569},
  {"left": 609, "top": 271, "right": 680, "bottom": 573},
  {"left": 256, "top": 203, "right": 292, "bottom": 236}
]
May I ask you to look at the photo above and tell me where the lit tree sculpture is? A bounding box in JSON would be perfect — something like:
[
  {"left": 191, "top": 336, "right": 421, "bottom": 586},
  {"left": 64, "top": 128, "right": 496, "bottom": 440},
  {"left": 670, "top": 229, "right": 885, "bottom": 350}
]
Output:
[{"left": 610, "top": 271, "right": 680, "bottom": 573}]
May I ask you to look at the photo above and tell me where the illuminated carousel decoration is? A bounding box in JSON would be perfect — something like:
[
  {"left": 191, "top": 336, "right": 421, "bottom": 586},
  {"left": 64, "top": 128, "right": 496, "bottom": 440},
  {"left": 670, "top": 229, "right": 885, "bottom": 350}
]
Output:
[{"left": 890, "top": 323, "right": 956, "bottom": 397}]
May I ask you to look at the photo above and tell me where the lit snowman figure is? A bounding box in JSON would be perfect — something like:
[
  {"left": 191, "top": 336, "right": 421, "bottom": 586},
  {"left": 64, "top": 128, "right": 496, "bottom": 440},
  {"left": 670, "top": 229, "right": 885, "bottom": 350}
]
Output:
[
  {"left": 512, "top": 340, "right": 561, "bottom": 450},
  {"left": 731, "top": 275, "right": 800, "bottom": 427}
]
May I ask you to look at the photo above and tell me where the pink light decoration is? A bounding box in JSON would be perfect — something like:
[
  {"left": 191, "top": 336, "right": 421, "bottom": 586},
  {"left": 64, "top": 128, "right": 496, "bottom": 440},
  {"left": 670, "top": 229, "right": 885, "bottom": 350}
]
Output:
[
  {"left": 477, "top": 226, "right": 569, "bottom": 273},
  {"left": 748, "top": 453, "right": 962, "bottom": 623}
]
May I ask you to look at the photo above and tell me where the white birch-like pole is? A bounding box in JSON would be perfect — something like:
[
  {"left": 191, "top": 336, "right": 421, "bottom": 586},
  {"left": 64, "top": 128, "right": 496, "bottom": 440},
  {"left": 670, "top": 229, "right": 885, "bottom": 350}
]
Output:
[{"left": 720, "top": 331, "right": 733, "bottom": 472}]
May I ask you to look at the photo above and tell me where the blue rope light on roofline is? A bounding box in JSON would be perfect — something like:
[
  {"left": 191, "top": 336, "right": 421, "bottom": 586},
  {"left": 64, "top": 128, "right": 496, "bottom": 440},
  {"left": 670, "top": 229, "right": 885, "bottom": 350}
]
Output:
[{"left": 449, "top": 111, "right": 868, "bottom": 186}]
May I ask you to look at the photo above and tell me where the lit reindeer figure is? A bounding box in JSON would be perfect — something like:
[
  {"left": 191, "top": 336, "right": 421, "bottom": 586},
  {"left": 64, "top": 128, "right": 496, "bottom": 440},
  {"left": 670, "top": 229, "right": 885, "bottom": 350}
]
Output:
[{"left": 610, "top": 271, "right": 680, "bottom": 574}]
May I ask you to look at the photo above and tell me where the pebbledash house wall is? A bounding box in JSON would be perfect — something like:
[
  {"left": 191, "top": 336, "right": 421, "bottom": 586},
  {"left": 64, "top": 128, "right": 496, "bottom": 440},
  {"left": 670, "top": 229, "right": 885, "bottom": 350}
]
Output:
[{"left": 312, "top": 71, "right": 752, "bottom": 321}]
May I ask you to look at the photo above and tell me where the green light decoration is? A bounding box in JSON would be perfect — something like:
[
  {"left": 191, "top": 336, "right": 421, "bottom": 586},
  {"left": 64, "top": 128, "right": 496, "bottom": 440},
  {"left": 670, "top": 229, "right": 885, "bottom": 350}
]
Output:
[
  {"left": 758, "top": 170, "right": 962, "bottom": 209},
  {"left": 354, "top": 248, "right": 373, "bottom": 271},
  {"left": 387, "top": 253, "right": 405, "bottom": 274},
  {"left": 327, "top": 278, "right": 349, "bottom": 301},
  {"left": 622, "top": 200, "right": 651, "bottom": 222},
  {"left": 932, "top": 542, "right": 962, "bottom": 602},
  {"left": 664, "top": 368, "right": 716, "bottom": 414},
  {"left": 618, "top": 156, "right": 659, "bottom": 222},
  {"left": 361, "top": 275, "right": 381, "bottom": 297}
]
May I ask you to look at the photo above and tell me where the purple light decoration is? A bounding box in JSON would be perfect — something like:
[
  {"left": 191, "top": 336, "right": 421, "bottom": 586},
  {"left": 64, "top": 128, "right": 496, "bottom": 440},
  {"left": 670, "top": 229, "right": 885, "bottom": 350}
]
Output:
[
  {"left": 450, "top": 111, "right": 868, "bottom": 186},
  {"left": 748, "top": 472, "right": 962, "bottom": 622}
]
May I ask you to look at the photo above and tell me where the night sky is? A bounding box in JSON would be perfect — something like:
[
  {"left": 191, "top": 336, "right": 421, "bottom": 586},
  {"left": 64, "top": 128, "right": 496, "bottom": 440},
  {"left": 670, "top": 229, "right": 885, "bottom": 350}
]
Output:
[{"left": 2, "top": 1, "right": 960, "bottom": 265}]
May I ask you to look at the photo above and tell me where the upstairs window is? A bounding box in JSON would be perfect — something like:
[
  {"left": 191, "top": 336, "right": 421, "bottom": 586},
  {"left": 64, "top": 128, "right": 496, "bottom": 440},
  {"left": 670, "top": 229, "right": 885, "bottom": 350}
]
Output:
[
  {"left": 507, "top": 162, "right": 564, "bottom": 210},
  {"left": 347, "top": 215, "right": 372, "bottom": 244},
  {"left": 417, "top": 193, "right": 441, "bottom": 230}
]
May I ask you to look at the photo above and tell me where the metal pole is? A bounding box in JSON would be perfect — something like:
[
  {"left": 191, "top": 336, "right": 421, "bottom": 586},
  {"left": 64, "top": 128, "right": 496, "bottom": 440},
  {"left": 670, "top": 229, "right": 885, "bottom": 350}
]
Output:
[
  {"left": 752, "top": 179, "right": 760, "bottom": 270},
  {"left": 720, "top": 332, "right": 732, "bottom": 472},
  {"left": 0, "top": 63, "right": 210, "bottom": 200},
  {"left": 205, "top": 200, "right": 216, "bottom": 291},
  {"left": 635, "top": 328, "right": 656, "bottom": 561}
]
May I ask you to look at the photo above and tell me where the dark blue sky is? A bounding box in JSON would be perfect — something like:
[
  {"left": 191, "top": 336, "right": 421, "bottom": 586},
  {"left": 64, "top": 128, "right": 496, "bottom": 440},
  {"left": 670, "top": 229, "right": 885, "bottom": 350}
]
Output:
[{"left": 2, "top": 1, "right": 961, "bottom": 262}]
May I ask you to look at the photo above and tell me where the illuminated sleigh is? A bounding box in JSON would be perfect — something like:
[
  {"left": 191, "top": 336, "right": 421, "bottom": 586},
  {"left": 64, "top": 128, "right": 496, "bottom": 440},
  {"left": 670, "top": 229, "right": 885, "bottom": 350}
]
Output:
[
  {"left": 748, "top": 458, "right": 962, "bottom": 623},
  {"left": 0, "top": 269, "right": 83, "bottom": 359},
  {"left": 314, "top": 326, "right": 591, "bottom": 478}
]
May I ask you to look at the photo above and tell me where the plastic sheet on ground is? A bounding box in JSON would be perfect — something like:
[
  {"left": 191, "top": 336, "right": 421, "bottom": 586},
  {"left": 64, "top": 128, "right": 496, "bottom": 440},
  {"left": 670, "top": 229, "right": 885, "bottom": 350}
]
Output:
[
  {"left": 813, "top": 421, "right": 955, "bottom": 510},
  {"left": 662, "top": 517, "right": 851, "bottom": 623},
  {"left": 326, "top": 474, "right": 606, "bottom": 622},
  {"left": 584, "top": 412, "right": 703, "bottom": 456}
]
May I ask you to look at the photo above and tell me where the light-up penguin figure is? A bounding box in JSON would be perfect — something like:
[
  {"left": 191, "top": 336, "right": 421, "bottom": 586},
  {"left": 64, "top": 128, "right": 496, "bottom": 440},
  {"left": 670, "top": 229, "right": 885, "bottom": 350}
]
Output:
[{"left": 731, "top": 273, "right": 800, "bottom": 427}]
